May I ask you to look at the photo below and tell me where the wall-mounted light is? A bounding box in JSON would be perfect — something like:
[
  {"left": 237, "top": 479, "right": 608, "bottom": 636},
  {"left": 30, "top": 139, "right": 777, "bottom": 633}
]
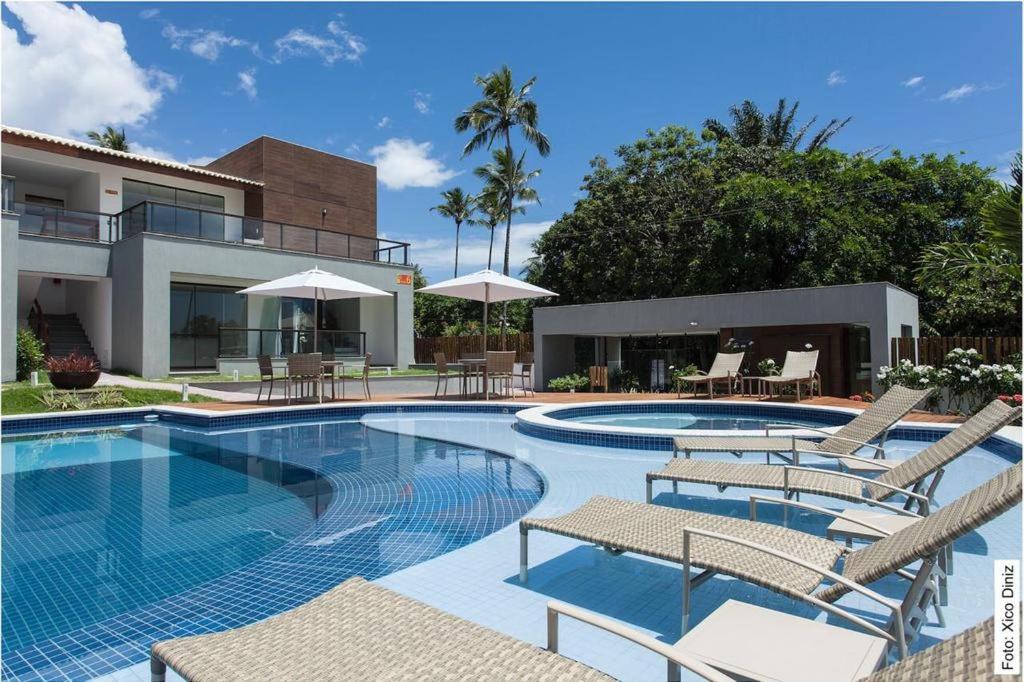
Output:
[{"left": 689, "top": 321, "right": 699, "bottom": 327}]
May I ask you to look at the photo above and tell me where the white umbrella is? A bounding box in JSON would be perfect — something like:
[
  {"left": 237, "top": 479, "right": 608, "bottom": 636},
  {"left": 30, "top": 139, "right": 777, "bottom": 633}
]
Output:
[
  {"left": 238, "top": 267, "right": 391, "bottom": 353},
  {"left": 416, "top": 269, "right": 557, "bottom": 355}
]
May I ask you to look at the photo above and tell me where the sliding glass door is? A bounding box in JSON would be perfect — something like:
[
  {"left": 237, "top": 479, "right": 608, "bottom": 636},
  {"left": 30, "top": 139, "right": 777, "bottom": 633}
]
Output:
[{"left": 170, "top": 283, "right": 247, "bottom": 370}]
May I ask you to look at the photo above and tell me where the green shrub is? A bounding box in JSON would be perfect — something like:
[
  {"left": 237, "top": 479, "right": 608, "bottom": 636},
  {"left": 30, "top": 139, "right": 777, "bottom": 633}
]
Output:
[
  {"left": 548, "top": 373, "right": 589, "bottom": 392},
  {"left": 16, "top": 328, "right": 45, "bottom": 381}
]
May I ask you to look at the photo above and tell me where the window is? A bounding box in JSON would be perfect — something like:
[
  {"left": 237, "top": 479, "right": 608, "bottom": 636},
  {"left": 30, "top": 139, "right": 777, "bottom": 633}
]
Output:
[
  {"left": 24, "top": 194, "right": 64, "bottom": 208},
  {"left": 123, "top": 179, "right": 226, "bottom": 240},
  {"left": 1, "top": 176, "right": 13, "bottom": 211},
  {"left": 170, "top": 283, "right": 247, "bottom": 369}
]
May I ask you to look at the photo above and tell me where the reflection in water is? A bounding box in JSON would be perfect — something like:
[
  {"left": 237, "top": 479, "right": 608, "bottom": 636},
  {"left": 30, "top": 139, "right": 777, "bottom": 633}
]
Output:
[{"left": 1, "top": 419, "right": 542, "bottom": 662}]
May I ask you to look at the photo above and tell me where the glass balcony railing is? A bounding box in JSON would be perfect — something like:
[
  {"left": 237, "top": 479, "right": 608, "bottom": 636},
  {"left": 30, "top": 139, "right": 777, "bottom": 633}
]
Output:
[
  {"left": 9, "top": 202, "right": 117, "bottom": 242},
  {"left": 217, "top": 327, "right": 367, "bottom": 358},
  {"left": 117, "top": 201, "right": 410, "bottom": 265}
]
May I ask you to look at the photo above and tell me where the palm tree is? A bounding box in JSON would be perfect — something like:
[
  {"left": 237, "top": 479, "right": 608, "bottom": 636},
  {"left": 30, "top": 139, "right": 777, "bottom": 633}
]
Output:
[
  {"left": 475, "top": 149, "right": 540, "bottom": 340},
  {"left": 430, "top": 188, "right": 476, "bottom": 278},
  {"left": 454, "top": 65, "right": 550, "bottom": 160},
  {"left": 471, "top": 188, "right": 524, "bottom": 270},
  {"left": 917, "top": 153, "right": 1022, "bottom": 287},
  {"left": 702, "top": 98, "right": 851, "bottom": 152},
  {"left": 86, "top": 126, "right": 130, "bottom": 152}
]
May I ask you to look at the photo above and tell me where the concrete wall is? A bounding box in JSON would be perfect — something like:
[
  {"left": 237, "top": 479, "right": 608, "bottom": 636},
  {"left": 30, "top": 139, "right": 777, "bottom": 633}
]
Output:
[
  {"left": 65, "top": 279, "right": 112, "bottom": 368},
  {"left": 2, "top": 215, "right": 18, "bottom": 381},
  {"left": 533, "top": 283, "right": 919, "bottom": 394}
]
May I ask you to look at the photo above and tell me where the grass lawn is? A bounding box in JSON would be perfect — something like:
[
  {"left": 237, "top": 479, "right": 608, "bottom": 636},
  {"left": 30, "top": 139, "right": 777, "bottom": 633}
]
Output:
[{"left": 1, "top": 384, "right": 218, "bottom": 416}]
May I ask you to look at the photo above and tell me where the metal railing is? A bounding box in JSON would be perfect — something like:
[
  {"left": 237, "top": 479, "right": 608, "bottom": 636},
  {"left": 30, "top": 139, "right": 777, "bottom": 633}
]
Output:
[
  {"left": 118, "top": 201, "right": 410, "bottom": 265},
  {"left": 9, "top": 201, "right": 118, "bottom": 242},
  {"left": 217, "top": 327, "right": 367, "bottom": 359}
]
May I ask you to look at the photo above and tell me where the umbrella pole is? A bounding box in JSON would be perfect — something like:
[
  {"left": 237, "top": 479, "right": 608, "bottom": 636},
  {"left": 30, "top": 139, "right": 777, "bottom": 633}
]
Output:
[{"left": 483, "top": 283, "right": 489, "bottom": 401}]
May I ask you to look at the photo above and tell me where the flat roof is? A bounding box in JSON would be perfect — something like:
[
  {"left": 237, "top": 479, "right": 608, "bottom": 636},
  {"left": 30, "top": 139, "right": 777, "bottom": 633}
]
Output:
[{"left": 1, "top": 126, "right": 263, "bottom": 187}]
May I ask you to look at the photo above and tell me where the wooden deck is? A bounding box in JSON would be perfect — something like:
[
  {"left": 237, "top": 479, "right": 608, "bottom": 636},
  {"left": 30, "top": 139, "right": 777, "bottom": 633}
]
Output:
[{"left": 186, "top": 391, "right": 962, "bottom": 423}]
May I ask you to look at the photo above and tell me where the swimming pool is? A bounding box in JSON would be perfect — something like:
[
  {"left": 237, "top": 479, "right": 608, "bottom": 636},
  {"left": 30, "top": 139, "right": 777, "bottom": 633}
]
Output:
[
  {"left": 566, "top": 411, "right": 825, "bottom": 430},
  {"left": 1, "top": 415, "right": 543, "bottom": 681}
]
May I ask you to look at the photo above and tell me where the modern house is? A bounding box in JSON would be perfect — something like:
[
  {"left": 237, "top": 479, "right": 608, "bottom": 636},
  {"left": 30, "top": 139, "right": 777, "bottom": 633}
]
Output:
[
  {"left": 533, "top": 282, "right": 919, "bottom": 396},
  {"left": 1, "top": 126, "right": 414, "bottom": 381}
]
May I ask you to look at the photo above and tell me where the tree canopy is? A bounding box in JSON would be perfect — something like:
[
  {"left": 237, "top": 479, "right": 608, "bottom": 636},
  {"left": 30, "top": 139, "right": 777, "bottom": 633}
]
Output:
[{"left": 527, "top": 125, "right": 1016, "bottom": 335}]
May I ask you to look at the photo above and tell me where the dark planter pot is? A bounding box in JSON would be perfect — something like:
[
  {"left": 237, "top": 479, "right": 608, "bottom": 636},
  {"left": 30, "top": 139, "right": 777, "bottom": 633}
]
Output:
[{"left": 49, "top": 371, "right": 101, "bottom": 390}]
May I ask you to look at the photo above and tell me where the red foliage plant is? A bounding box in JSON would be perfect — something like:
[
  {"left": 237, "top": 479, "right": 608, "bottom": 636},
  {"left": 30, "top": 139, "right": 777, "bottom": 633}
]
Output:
[{"left": 45, "top": 352, "right": 98, "bottom": 373}]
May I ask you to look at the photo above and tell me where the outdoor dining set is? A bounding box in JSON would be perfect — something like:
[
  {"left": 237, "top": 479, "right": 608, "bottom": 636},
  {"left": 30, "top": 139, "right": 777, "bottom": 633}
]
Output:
[
  {"left": 433, "top": 350, "right": 534, "bottom": 399},
  {"left": 255, "top": 352, "right": 373, "bottom": 404}
]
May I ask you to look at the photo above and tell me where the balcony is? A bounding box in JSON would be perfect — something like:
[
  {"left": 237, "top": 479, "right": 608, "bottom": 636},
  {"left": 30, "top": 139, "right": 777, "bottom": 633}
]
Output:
[
  {"left": 6, "top": 201, "right": 117, "bottom": 242},
  {"left": 117, "top": 201, "right": 409, "bottom": 265}
]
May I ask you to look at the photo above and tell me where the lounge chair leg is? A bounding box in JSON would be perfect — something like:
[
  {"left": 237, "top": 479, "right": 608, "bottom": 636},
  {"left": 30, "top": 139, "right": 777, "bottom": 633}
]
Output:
[
  {"left": 519, "top": 527, "right": 529, "bottom": 582},
  {"left": 672, "top": 481, "right": 678, "bottom": 498},
  {"left": 150, "top": 653, "right": 166, "bottom": 682},
  {"left": 646, "top": 477, "right": 653, "bottom": 503},
  {"left": 667, "top": 660, "right": 681, "bottom": 682},
  {"left": 681, "top": 532, "right": 692, "bottom": 634}
]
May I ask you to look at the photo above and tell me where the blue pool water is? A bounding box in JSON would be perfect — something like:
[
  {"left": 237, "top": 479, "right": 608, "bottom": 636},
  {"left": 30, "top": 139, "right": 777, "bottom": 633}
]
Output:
[
  {"left": 1, "top": 418, "right": 543, "bottom": 679},
  {"left": 566, "top": 412, "right": 826, "bottom": 430}
]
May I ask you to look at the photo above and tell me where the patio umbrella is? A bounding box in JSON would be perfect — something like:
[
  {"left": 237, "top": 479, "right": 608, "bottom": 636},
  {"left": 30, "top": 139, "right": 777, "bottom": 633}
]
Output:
[
  {"left": 237, "top": 267, "right": 391, "bottom": 353},
  {"left": 416, "top": 269, "right": 557, "bottom": 354}
]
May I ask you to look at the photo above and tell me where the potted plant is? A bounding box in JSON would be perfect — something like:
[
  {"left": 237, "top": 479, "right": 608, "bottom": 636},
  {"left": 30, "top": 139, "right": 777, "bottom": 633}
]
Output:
[{"left": 45, "top": 352, "right": 100, "bottom": 390}]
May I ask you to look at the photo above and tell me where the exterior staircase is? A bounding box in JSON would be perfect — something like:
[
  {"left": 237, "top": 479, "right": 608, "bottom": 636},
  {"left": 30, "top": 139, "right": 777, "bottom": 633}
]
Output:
[{"left": 43, "top": 313, "right": 98, "bottom": 362}]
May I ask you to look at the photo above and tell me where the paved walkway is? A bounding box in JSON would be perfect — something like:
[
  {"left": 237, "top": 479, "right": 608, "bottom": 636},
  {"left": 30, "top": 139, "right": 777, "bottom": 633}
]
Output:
[{"left": 95, "top": 373, "right": 254, "bottom": 402}]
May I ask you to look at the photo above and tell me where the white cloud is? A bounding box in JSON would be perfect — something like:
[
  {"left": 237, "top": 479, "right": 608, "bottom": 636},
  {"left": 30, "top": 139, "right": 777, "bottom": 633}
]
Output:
[
  {"left": 2, "top": 3, "right": 176, "bottom": 137},
  {"left": 186, "top": 155, "right": 217, "bottom": 166},
  {"left": 939, "top": 83, "right": 976, "bottom": 101},
  {"left": 413, "top": 91, "right": 431, "bottom": 114},
  {"left": 237, "top": 68, "right": 257, "bottom": 100},
  {"left": 902, "top": 75, "right": 924, "bottom": 87},
  {"left": 826, "top": 70, "right": 846, "bottom": 86},
  {"left": 376, "top": 116, "right": 391, "bottom": 129},
  {"left": 273, "top": 15, "right": 366, "bottom": 65},
  {"left": 162, "top": 24, "right": 253, "bottom": 61},
  {"left": 345, "top": 143, "right": 361, "bottom": 156},
  {"left": 130, "top": 143, "right": 177, "bottom": 161},
  {"left": 139, "top": 8, "right": 160, "bottom": 20},
  {"left": 399, "top": 221, "right": 554, "bottom": 278},
  {"left": 368, "top": 138, "right": 459, "bottom": 190}
]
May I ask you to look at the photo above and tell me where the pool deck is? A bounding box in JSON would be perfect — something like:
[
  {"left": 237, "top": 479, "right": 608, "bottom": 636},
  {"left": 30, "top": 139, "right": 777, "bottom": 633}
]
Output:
[
  {"left": 185, "top": 393, "right": 965, "bottom": 423},
  {"left": 91, "top": 405, "right": 1019, "bottom": 682}
]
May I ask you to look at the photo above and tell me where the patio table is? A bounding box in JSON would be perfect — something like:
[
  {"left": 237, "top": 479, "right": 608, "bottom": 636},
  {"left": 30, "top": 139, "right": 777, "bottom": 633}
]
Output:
[{"left": 459, "top": 358, "right": 489, "bottom": 400}]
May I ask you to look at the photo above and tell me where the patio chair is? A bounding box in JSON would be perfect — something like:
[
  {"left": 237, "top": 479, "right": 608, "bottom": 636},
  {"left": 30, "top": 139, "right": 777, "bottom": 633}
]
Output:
[
  {"left": 647, "top": 400, "right": 1020, "bottom": 516},
  {"left": 150, "top": 576, "right": 731, "bottom": 682},
  {"left": 340, "top": 353, "right": 372, "bottom": 400},
  {"left": 486, "top": 351, "right": 516, "bottom": 398},
  {"left": 674, "top": 352, "right": 745, "bottom": 398},
  {"left": 513, "top": 352, "right": 535, "bottom": 397},
  {"left": 285, "top": 352, "right": 322, "bottom": 405},
  {"left": 433, "top": 352, "right": 462, "bottom": 398},
  {"left": 255, "top": 354, "right": 280, "bottom": 404},
  {"left": 675, "top": 601, "right": 998, "bottom": 682},
  {"left": 672, "top": 385, "right": 935, "bottom": 465},
  {"left": 520, "top": 462, "right": 1021, "bottom": 656},
  {"left": 761, "top": 350, "right": 820, "bottom": 400},
  {"left": 320, "top": 351, "right": 338, "bottom": 401}
]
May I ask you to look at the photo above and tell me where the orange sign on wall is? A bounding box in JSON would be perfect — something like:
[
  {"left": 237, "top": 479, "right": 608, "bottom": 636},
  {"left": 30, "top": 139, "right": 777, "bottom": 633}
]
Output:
[{"left": 396, "top": 274, "right": 413, "bottom": 285}]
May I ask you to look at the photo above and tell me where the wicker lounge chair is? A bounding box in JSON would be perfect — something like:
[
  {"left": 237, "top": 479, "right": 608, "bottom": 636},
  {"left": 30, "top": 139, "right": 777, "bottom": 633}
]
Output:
[
  {"left": 760, "top": 350, "right": 820, "bottom": 400},
  {"left": 675, "top": 602, "right": 1000, "bottom": 682},
  {"left": 150, "top": 576, "right": 731, "bottom": 682},
  {"left": 673, "top": 385, "right": 934, "bottom": 465},
  {"left": 649, "top": 400, "right": 1020, "bottom": 516},
  {"left": 675, "top": 352, "right": 745, "bottom": 398},
  {"left": 520, "top": 462, "right": 1021, "bottom": 655}
]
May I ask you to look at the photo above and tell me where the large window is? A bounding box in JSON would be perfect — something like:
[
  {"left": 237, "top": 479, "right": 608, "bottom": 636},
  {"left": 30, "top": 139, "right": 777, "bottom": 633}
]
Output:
[
  {"left": 170, "top": 284, "right": 247, "bottom": 369},
  {"left": 123, "top": 179, "right": 226, "bottom": 240}
]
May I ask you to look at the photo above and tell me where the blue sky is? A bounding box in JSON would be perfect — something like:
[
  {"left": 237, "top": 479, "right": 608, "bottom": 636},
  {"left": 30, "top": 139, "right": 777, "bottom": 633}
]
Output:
[{"left": 3, "top": 2, "right": 1021, "bottom": 282}]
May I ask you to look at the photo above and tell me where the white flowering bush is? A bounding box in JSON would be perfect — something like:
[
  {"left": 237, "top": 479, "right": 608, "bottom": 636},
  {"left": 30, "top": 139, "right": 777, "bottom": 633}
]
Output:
[
  {"left": 757, "top": 358, "right": 780, "bottom": 377},
  {"left": 878, "top": 348, "right": 1022, "bottom": 414}
]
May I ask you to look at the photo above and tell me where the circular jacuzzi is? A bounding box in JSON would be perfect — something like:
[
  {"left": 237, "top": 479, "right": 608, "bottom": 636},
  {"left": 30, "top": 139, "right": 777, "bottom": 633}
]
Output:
[{"left": 515, "top": 400, "right": 858, "bottom": 450}]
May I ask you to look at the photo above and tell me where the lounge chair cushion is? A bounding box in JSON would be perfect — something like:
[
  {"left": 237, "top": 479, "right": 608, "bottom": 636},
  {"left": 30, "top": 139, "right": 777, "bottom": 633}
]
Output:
[
  {"left": 521, "top": 496, "right": 844, "bottom": 598},
  {"left": 152, "top": 577, "right": 612, "bottom": 681},
  {"left": 861, "top": 614, "right": 999, "bottom": 682},
  {"left": 649, "top": 459, "right": 865, "bottom": 502}
]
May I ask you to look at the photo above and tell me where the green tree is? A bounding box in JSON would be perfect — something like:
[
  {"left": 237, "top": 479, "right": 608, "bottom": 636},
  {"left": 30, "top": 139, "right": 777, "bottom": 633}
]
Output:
[
  {"left": 917, "top": 152, "right": 1022, "bottom": 290},
  {"left": 472, "top": 187, "right": 525, "bottom": 270},
  {"left": 86, "top": 125, "right": 130, "bottom": 151},
  {"left": 528, "top": 125, "right": 1009, "bottom": 334},
  {"left": 456, "top": 65, "right": 549, "bottom": 346},
  {"left": 703, "top": 98, "right": 851, "bottom": 152},
  {"left": 429, "top": 188, "right": 476, "bottom": 277}
]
